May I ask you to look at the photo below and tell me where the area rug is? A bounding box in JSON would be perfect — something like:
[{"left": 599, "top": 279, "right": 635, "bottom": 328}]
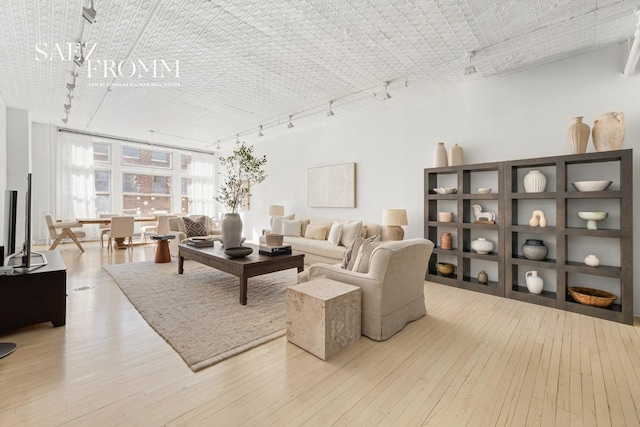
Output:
[{"left": 103, "top": 261, "right": 297, "bottom": 372}]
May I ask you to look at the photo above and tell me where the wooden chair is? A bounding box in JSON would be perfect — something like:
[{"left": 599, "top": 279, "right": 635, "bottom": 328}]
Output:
[
  {"left": 45, "top": 214, "right": 86, "bottom": 252},
  {"left": 107, "top": 216, "right": 135, "bottom": 251},
  {"left": 99, "top": 213, "right": 118, "bottom": 248}
]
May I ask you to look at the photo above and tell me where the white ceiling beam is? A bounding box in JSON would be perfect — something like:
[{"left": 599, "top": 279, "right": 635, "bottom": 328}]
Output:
[{"left": 623, "top": 7, "right": 640, "bottom": 77}]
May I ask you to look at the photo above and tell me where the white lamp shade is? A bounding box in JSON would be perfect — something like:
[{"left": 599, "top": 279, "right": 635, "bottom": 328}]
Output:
[
  {"left": 382, "top": 209, "right": 408, "bottom": 226},
  {"left": 268, "top": 205, "right": 285, "bottom": 216}
]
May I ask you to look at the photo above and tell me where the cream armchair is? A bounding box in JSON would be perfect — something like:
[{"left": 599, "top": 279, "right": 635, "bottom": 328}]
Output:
[
  {"left": 298, "top": 238, "right": 434, "bottom": 341},
  {"left": 167, "top": 215, "right": 222, "bottom": 256}
]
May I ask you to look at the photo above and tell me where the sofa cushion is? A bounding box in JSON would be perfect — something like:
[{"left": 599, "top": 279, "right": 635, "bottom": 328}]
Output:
[
  {"left": 168, "top": 217, "right": 186, "bottom": 234},
  {"left": 340, "top": 220, "right": 362, "bottom": 247},
  {"left": 282, "top": 219, "right": 302, "bottom": 237},
  {"left": 327, "top": 221, "right": 343, "bottom": 246},
  {"left": 352, "top": 239, "right": 383, "bottom": 273},
  {"left": 304, "top": 224, "right": 328, "bottom": 240},
  {"left": 271, "top": 214, "right": 295, "bottom": 234},
  {"left": 284, "top": 236, "right": 347, "bottom": 260},
  {"left": 344, "top": 235, "right": 379, "bottom": 270},
  {"left": 184, "top": 216, "right": 208, "bottom": 237}
]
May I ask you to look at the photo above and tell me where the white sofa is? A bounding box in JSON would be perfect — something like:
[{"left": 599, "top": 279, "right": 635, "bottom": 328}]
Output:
[
  {"left": 263, "top": 218, "right": 385, "bottom": 265},
  {"left": 167, "top": 215, "right": 222, "bottom": 256}
]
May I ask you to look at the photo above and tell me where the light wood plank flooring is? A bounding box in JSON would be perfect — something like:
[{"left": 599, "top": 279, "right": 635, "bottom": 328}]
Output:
[{"left": 1, "top": 241, "right": 639, "bottom": 426}]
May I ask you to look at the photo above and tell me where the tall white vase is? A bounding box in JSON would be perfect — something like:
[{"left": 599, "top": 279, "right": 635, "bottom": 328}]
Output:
[
  {"left": 221, "top": 213, "right": 243, "bottom": 248},
  {"left": 434, "top": 142, "right": 447, "bottom": 167}
]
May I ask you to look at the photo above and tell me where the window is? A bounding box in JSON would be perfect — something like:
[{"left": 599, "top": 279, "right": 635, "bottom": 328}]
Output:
[
  {"left": 93, "top": 142, "right": 110, "bottom": 163},
  {"left": 122, "top": 146, "right": 172, "bottom": 168},
  {"left": 94, "top": 170, "right": 111, "bottom": 214},
  {"left": 123, "top": 173, "right": 171, "bottom": 213},
  {"left": 181, "top": 154, "right": 191, "bottom": 171}
]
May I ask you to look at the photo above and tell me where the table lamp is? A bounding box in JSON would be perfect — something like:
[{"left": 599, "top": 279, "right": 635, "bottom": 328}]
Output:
[
  {"left": 268, "top": 205, "right": 285, "bottom": 228},
  {"left": 382, "top": 209, "right": 408, "bottom": 240}
]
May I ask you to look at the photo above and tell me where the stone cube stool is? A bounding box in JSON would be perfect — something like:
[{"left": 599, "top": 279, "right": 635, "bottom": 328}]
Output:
[{"left": 286, "top": 278, "right": 361, "bottom": 360}]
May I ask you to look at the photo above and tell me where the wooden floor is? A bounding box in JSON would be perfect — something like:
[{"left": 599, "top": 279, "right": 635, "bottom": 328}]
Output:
[{"left": 1, "top": 241, "right": 639, "bottom": 426}]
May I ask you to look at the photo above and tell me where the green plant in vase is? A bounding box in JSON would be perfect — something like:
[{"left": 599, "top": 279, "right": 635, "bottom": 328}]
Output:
[{"left": 215, "top": 142, "right": 267, "bottom": 247}]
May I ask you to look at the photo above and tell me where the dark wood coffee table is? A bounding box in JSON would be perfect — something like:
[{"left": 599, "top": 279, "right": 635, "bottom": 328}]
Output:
[{"left": 178, "top": 243, "right": 305, "bottom": 305}]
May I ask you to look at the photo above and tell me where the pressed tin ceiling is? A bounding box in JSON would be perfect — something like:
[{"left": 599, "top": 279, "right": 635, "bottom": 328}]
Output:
[{"left": 0, "top": 0, "right": 638, "bottom": 151}]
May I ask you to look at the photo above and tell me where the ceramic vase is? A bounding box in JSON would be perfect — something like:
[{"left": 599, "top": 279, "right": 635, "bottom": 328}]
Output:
[
  {"left": 221, "top": 212, "right": 243, "bottom": 248},
  {"left": 434, "top": 142, "right": 448, "bottom": 167},
  {"left": 525, "top": 270, "right": 544, "bottom": 294},
  {"left": 592, "top": 112, "right": 625, "bottom": 152},
  {"left": 471, "top": 237, "right": 494, "bottom": 254},
  {"left": 448, "top": 144, "right": 464, "bottom": 166},
  {"left": 521, "top": 239, "right": 548, "bottom": 261},
  {"left": 440, "top": 232, "right": 452, "bottom": 250},
  {"left": 584, "top": 254, "right": 600, "bottom": 267},
  {"left": 567, "top": 116, "right": 590, "bottom": 154},
  {"left": 523, "top": 170, "right": 547, "bottom": 193},
  {"left": 477, "top": 270, "right": 488, "bottom": 284}
]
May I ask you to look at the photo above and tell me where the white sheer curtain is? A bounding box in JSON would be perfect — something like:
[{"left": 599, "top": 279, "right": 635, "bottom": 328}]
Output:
[
  {"left": 189, "top": 152, "right": 215, "bottom": 216},
  {"left": 56, "top": 131, "right": 96, "bottom": 237}
]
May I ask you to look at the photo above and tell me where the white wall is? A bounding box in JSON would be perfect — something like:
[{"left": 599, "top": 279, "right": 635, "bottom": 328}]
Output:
[{"left": 247, "top": 43, "right": 640, "bottom": 314}]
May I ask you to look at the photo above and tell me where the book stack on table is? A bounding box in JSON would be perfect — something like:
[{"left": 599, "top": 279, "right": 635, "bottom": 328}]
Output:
[
  {"left": 187, "top": 237, "right": 215, "bottom": 248},
  {"left": 259, "top": 244, "right": 292, "bottom": 256}
]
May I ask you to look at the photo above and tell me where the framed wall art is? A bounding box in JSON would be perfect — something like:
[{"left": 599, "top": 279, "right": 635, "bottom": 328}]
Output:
[{"left": 307, "top": 163, "right": 356, "bottom": 208}]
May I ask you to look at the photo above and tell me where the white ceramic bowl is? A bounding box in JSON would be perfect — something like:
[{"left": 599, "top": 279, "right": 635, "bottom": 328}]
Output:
[
  {"left": 571, "top": 180, "right": 612, "bottom": 192},
  {"left": 577, "top": 211, "right": 608, "bottom": 221},
  {"left": 433, "top": 187, "right": 456, "bottom": 195},
  {"left": 476, "top": 187, "right": 492, "bottom": 194}
]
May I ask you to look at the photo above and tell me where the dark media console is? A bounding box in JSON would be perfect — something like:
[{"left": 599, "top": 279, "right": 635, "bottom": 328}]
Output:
[{"left": 0, "top": 250, "right": 66, "bottom": 333}]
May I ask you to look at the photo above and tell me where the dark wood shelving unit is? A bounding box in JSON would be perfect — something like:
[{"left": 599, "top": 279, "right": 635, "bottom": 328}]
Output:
[
  {"left": 425, "top": 149, "right": 633, "bottom": 324},
  {"left": 425, "top": 161, "right": 505, "bottom": 297}
]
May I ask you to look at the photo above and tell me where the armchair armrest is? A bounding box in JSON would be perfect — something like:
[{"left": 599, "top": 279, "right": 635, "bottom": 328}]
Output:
[{"left": 307, "top": 264, "right": 381, "bottom": 290}]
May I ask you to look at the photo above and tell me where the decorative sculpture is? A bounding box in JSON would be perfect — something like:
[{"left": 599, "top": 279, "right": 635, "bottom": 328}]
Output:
[
  {"left": 528, "top": 210, "right": 548, "bottom": 227},
  {"left": 472, "top": 204, "right": 495, "bottom": 223}
]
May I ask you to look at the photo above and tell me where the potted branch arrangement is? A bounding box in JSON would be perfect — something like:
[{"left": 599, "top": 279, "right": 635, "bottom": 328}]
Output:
[{"left": 215, "top": 142, "right": 267, "bottom": 249}]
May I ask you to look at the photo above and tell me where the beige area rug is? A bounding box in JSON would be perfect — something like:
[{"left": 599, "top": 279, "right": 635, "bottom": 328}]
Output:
[{"left": 103, "top": 260, "right": 297, "bottom": 372}]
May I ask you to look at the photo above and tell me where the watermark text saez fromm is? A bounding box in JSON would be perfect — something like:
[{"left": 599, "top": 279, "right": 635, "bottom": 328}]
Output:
[{"left": 34, "top": 42, "right": 180, "bottom": 80}]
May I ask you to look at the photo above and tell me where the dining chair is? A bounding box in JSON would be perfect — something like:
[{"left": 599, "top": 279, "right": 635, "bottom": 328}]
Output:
[
  {"left": 107, "top": 216, "right": 135, "bottom": 251},
  {"left": 45, "top": 214, "right": 86, "bottom": 251},
  {"left": 141, "top": 215, "right": 174, "bottom": 242},
  {"left": 99, "top": 213, "right": 118, "bottom": 248}
]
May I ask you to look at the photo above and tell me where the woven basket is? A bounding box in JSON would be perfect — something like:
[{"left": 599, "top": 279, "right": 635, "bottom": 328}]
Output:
[{"left": 568, "top": 287, "right": 617, "bottom": 308}]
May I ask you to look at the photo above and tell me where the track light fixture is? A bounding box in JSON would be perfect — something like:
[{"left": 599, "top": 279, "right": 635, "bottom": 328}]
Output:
[
  {"left": 62, "top": 114, "right": 69, "bottom": 124},
  {"left": 287, "top": 115, "right": 294, "bottom": 129},
  {"left": 326, "top": 101, "right": 335, "bottom": 117},
  {"left": 216, "top": 141, "right": 221, "bottom": 150},
  {"left": 235, "top": 134, "right": 240, "bottom": 145},
  {"left": 383, "top": 81, "right": 391, "bottom": 100},
  {"left": 74, "top": 43, "right": 85, "bottom": 67},
  {"left": 64, "top": 103, "right": 71, "bottom": 113},
  {"left": 258, "top": 125, "right": 264, "bottom": 137},
  {"left": 83, "top": 0, "right": 97, "bottom": 24},
  {"left": 464, "top": 51, "right": 477, "bottom": 75},
  {"left": 66, "top": 73, "right": 77, "bottom": 92}
]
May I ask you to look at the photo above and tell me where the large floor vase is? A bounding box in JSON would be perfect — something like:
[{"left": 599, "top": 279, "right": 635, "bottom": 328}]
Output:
[
  {"left": 592, "top": 112, "right": 625, "bottom": 152},
  {"left": 221, "top": 213, "right": 243, "bottom": 248}
]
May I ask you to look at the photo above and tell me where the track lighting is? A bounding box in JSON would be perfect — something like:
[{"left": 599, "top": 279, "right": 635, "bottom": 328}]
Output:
[
  {"left": 287, "top": 115, "right": 294, "bottom": 129},
  {"left": 66, "top": 73, "right": 77, "bottom": 92},
  {"left": 464, "top": 51, "right": 477, "bottom": 75},
  {"left": 74, "top": 43, "right": 85, "bottom": 67},
  {"left": 326, "top": 101, "right": 335, "bottom": 117},
  {"left": 62, "top": 114, "right": 69, "bottom": 124},
  {"left": 236, "top": 134, "right": 240, "bottom": 145},
  {"left": 64, "top": 103, "right": 71, "bottom": 113},
  {"left": 216, "top": 141, "right": 221, "bottom": 150},
  {"left": 382, "top": 81, "right": 391, "bottom": 100},
  {"left": 83, "top": 0, "right": 97, "bottom": 24},
  {"left": 258, "top": 125, "right": 264, "bottom": 137}
]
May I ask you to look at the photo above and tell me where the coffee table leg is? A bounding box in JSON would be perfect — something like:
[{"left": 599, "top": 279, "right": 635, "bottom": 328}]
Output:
[
  {"left": 178, "top": 256, "right": 184, "bottom": 274},
  {"left": 240, "top": 276, "right": 248, "bottom": 305}
]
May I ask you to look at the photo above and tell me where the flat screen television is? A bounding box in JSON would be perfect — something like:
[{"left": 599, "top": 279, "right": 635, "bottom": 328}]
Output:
[
  {"left": 3, "top": 189, "right": 18, "bottom": 265},
  {"left": 5, "top": 173, "right": 47, "bottom": 269}
]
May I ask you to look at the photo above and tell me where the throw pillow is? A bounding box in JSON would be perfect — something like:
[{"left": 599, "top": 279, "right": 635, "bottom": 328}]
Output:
[
  {"left": 183, "top": 216, "right": 208, "bottom": 237},
  {"left": 360, "top": 225, "right": 368, "bottom": 238},
  {"left": 271, "top": 214, "right": 295, "bottom": 234},
  {"left": 282, "top": 219, "right": 302, "bottom": 237},
  {"left": 327, "top": 221, "right": 343, "bottom": 246},
  {"left": 304, "top": 224, "right": 328, "bottom": 240},
  {"left": 352, "top": 238, "right": 383, "bottom": 273},
  {"left": 341, "top": 236, "right": 361, "bottom": 269},
  {"left": 345, "top": 235, "right": 379, "bottom": 270},
  {"left": 340, "top": 220, "right": 362, "bottom": 247}
]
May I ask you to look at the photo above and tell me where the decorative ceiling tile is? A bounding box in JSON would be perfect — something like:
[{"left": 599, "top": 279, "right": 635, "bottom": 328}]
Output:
[{"left": 0, "top": 0, "right": 637, "bottom": 150}]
